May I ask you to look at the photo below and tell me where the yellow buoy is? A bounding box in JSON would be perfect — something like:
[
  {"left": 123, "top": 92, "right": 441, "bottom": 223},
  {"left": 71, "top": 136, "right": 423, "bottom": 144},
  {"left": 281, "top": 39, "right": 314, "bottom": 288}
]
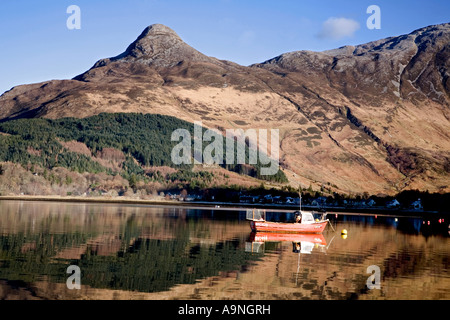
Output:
[
  {"left": 341, "top": 229, "right": 348, "bottom": 235},
  {"left": 341, "top": 234, "right": 348, "bottom": 240}
]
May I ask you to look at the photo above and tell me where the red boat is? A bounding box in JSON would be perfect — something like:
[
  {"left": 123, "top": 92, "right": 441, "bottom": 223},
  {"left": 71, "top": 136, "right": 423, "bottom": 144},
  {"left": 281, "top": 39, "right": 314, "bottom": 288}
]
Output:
[
  {"left": 247, "top": 209, "right": 329, "bottom": 234},
  {"left": 250, "top": 220, "right": 328, "bottom": 233}
]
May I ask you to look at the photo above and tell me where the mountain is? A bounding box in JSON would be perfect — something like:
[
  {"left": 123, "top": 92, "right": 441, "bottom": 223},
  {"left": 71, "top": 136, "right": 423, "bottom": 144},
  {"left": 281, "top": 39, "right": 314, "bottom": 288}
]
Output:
[{"left": 0, "top": 23, "right": 449, "bottom": 195}]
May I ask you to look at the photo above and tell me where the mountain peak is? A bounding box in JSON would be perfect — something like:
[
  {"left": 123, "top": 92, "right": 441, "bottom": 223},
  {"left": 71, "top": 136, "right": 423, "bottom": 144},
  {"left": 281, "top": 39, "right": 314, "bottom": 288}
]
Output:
[
  {"left": 138, "top": 24, "right": 182, "bottom": 41},
  {"left": 128, "top": 23, "right": 184, "bottom": 55},
  {"left": 119, "top": 23, "right": 184, "bottom": 61},
  {"left": 87, "top": 23, "right": 214, "bottom": 70}
]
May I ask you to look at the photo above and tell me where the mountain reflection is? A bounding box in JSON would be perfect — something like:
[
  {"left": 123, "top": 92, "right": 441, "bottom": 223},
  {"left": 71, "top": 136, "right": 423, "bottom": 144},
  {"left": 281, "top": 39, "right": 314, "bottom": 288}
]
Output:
[{"left": 0, "top": 200, "right": 449, "bottom": 300}]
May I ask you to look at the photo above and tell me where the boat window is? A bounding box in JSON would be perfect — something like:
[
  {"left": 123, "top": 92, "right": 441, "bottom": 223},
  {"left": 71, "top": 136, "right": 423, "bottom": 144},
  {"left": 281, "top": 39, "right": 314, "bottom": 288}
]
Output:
[{"left": 301, "top": 212, "right": 315, "bottom": 223}]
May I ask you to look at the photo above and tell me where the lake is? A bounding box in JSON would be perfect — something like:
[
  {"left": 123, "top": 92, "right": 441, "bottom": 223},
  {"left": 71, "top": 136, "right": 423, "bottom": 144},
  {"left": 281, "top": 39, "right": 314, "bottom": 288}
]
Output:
[{"left": 0, "top": 200, "right": 448, "bottom": 300}]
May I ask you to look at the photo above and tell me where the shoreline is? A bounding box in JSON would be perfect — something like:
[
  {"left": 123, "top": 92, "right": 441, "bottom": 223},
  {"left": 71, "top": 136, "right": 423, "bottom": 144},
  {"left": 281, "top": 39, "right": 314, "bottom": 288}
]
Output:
[{"left": 0, "top": 195, "right": 447, "bottom": 217}]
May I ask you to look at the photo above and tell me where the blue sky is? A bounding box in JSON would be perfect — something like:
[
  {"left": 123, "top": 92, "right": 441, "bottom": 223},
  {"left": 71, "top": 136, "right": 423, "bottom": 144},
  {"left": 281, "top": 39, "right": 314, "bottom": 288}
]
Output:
[{"left": 0, "top": 0, "right": 449, "bottom": 94}]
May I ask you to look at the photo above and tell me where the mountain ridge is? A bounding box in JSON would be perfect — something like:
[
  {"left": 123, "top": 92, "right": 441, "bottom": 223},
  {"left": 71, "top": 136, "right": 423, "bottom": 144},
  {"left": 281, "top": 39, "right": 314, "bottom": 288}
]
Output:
[{"left": 0, "top": 22, "right": 449, "bottom": 195}]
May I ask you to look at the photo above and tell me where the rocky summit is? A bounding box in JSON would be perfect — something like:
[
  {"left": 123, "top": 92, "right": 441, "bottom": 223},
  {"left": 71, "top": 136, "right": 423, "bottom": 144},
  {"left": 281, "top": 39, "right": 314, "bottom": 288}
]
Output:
[
  {"left": 78, "top": 24, "right": 219, "bottom": 70},
  {"left": 0, "top": 23, "right": 449, "bottom": 195}
]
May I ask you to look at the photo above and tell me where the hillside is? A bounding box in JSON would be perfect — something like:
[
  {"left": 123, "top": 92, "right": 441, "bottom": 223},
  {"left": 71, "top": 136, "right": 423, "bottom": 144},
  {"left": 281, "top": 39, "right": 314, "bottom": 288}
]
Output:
[
  {"left": 0, "top": 23, "right": 449, "bottom": 195},
  {"left": 0, "top": 112, "right": 287, "bottom": 196}
]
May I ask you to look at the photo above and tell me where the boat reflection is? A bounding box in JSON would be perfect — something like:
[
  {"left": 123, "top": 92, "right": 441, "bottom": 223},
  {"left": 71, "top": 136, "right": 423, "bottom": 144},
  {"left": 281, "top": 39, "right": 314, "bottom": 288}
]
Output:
[{"left": 245, "top": 232, "right": 330, "bottom": 254}]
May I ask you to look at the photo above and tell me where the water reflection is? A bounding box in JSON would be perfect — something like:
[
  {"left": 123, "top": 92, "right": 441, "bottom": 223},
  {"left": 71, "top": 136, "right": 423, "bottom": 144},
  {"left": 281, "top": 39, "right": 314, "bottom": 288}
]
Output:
[
  {"left": 0, "top": 201, "right": 258, "bottom": 296},
  {"left": 0, "top": 200, "right": 449, "bottom": 300},
  {"left": 246, "top": 232, "right": 328, "bottom": 254}
]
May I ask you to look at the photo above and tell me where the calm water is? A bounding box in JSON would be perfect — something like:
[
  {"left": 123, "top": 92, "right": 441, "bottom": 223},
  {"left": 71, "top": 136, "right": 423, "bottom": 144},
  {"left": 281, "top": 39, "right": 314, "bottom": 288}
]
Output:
[{"left": 0, "top": 200, "right": 448, "bottom": 300}]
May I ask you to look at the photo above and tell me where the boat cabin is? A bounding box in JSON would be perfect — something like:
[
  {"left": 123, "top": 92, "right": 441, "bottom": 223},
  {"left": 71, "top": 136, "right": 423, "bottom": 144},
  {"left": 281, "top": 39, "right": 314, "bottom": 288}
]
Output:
[
  {"left": 294, "top": 211, "right": 316, "bottom": 224},
  {"left": 300, "top": 211, "right": 315, "bottom": 224}
]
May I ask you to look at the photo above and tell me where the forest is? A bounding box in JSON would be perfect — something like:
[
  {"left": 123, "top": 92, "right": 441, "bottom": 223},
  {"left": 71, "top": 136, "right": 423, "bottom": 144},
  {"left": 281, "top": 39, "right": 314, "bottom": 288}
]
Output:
[{"left": 0, "top": 113, "right": 288, "bottom": 196}]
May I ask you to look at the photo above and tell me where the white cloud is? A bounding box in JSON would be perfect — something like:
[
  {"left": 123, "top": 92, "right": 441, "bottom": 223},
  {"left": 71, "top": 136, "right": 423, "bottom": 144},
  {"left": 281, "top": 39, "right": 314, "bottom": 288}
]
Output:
[{"left": 317, "top": 17, "right": 360, "bottom": 40}]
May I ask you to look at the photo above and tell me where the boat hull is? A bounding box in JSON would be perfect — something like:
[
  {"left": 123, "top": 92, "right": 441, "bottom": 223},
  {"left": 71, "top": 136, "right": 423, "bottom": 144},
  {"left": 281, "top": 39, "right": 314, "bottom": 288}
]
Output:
[{"left": 250, "top": 220, "right": 328, "bottom": 233}]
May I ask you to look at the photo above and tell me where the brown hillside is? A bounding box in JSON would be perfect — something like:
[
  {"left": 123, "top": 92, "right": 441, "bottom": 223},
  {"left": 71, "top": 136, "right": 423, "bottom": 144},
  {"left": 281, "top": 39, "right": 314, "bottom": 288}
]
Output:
[{"left": 1, "top": 23, "right": 449, "bottom": 194}]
